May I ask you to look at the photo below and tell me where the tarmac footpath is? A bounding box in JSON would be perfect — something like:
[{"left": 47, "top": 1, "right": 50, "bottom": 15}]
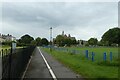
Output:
[{"left": 24, "top": 47, "right": 84, "bottom": 80}]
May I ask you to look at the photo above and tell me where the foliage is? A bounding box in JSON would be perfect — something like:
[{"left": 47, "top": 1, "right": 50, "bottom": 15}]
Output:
[
  {"left": 97, "top": 41, "right": 103, "bottom": 46},
  {"left": 88, "top": 38, "right": 98, "bottom": 46},
  {"left": 54, "top": 35, "right": 64, "bottom": 46},
  {"left": 35, "top": 37, "right": 41, "bottom": 46},
  {"left": 101, "top": 27, "right": 120, "bottom": 46},
  {"left": 41, "top": 38, "right": 49, "bottom": 46},
  {"left": 31, "top": 40, "right": 37, "bottom": 46},
  {"left": 2, "top": 41, "right": 12, "bottom": 46},
  {"left": 54, "top": 35, "right": 77, "bottom": 47},
  {"left": 17, "top": 34, "right": 49, "bottom": 46},
  {"left": 18, "top": 34, "right": 34, "bottom": 46},
  {"left": 42, "top": 47, "right": 118, "bottom": 78},
  {"left": 65, "top": 37, "right": 72, "bottom": 46}
]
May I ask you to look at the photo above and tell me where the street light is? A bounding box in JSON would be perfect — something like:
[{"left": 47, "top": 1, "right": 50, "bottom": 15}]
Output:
[{"left": 50, "top": 27, "right": 52, "bottom": 52}]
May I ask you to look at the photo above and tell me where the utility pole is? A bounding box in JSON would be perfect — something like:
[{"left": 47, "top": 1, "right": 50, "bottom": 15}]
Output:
[{"left": 50, "top": 27, "right": 52, "bottom": 52}]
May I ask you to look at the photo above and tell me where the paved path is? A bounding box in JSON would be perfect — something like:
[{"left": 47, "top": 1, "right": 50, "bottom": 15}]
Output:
[
  {"left": 24, "top": 47, "right": 52, "bottom": 78},
  {"left": 0, "top": 57, "right": 2, "bottom": 79},
  {"left": 24, "top": 47, "right": 83, "bottom": 79}
]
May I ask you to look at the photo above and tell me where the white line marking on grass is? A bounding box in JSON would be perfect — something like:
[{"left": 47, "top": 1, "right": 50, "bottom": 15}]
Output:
[{"left": 38, "top": 47, "right": 57, "bottom": 80}]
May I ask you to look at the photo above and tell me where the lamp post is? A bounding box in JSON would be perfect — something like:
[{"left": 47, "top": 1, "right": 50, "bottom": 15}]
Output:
[{"left": 50, "top": 27, "right": 52, "bottom": 52}]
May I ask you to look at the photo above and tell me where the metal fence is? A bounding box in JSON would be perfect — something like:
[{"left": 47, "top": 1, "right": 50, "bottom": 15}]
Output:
[
  {"left": 52, "top": 47, "right": 115, "bottom": 62},
  {"left": 1, "top": 46, "right": 36, "bottom": 79}
]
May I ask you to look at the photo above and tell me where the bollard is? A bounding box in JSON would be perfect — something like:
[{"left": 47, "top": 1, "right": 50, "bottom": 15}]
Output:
[
  {"left": 110, "top": 52, "right": 112, "bottom": 61},
  {"left": 91, "top": 52, "right": 95, "bottom": 62},
  {"left": 103, "top": 52, "right": 107, "bottom": 61},
  {"left": 86, "top": 50, "right": 88, "bottom": 58}
]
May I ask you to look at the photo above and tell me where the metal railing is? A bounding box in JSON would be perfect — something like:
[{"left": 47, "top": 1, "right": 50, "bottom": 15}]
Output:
[{"left": 1, "top": 46, "right": 36, "bottom": 79}]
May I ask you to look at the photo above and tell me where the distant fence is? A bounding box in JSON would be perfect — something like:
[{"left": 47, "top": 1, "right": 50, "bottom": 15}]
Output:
[
  {"left": 47, "top": 47, "right": 115, "bottom": 63},
  {"left": 1, "top": 46, "right": 36, "bottom": 79}
]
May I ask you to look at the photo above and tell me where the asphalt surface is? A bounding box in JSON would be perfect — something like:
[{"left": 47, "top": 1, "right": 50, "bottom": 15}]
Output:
[
  {"left": 24, "top": 47, "right": 83, "bottom": 79},
  {"left": 0, "top": 57, "right": 1, "bottom": 79},
  {"left": 24, "top": 47, "right": 52, "bottom": 78}
]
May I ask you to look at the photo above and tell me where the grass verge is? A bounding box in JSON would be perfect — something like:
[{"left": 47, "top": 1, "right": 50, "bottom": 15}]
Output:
[{"left": 41, "top": 47, "right": 118, "bottom": 80}]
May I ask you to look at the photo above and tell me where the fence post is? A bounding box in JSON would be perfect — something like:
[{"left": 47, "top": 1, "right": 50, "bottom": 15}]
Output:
[
  {"left": 5, "top": 49, "right": 7, "bottom": 56},
  {"left": 103, "top": 52, "right": 107, "bottom": 61},
  {"left": 85, "top": 50, "right": 89, "bottom": 59},
  {"left": 67, "top": 49, "right": 68, "bottom": 52},
  {"left": 2, "top": 49, "right": 3, "bottom": 57},
  {"left": 8, "top": 44, "right": 12, "bottom": 78},
  {"left": 91, "top": 52, "right": 95, "bottom": 62},
  {"left": 74, "top": 50, "right": 76, "bottom": 54},
  {"left": 110, "top": 52, "right": 112, "bottom": 61}
]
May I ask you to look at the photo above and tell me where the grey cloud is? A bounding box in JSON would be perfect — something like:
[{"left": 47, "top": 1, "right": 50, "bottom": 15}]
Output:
[{"left": 1, "top": 2, "right": 118, "bottom": 40}]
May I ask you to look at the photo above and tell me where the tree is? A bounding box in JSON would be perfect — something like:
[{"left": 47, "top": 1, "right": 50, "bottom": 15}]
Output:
[
  {"left": 71, "top": 39, "right": 77, "bottom": 45},
  {"left": 31, "top": 40, "right": 37, "bottom": 46},
  {"left": 2, "top": 41, "right": 12, "bottom": 46},
  {"left": 54, "top": 34, "right": 77, "bottom": 47},
  {"left": 19, "top": 34, "right": 34, "bottom": 46},
  {"left": 35, "top": 37, "right": 41, "bottom": 46},
  {"left": 64, "top": 37, "right": 72, "bottom": 46},
  {"left": 97, "top": 41, "right": 103, "bottom": 46},
  {"left": 41, "top": 38, "right": 49, "bottom": 46},
  {"left": 88, "top": 38, "right": 98, "bottom": 46},
  {"left": 81, "top": 40, "right": 84, "bottom": 45},
  {"left": 55, "top": 35, "right": 65, "bottom": 46},
  {"left": 101, "top": 27, "right": 120, "bottom": 46}
]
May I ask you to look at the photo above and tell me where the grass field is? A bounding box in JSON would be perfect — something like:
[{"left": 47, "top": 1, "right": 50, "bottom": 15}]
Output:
[
  {"left": 0, "top": 45, "right": 23, "bottom": 50},
  {"left": 42, "top": 47, "right": 119, "bottom": 79},
  {"left": 0, "top": 45, "right": 23, "bottom": 57},
  {"left": 62, "top": 47, "right": 118, "bottom": 63}
]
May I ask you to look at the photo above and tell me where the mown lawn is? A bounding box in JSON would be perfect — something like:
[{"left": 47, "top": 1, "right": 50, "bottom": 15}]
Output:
[
  {"left": 0, "top": 45, "right": 23, "bottom": 50},
  {"left": 0, "top": 45, "right": 11, "bottom": 50},
  {"left": 0, "top": 45, "right": 23, "bottom": 57},
  {"left": 64, "top": 47, "right": 118, "bottom": 63},
  {"left": 41, "top": 47, "right": 119, "bottom": 79}
]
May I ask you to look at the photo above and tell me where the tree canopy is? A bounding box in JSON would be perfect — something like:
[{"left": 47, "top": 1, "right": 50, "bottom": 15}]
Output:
[
  {"left": 55, "top": 35, "right": 65, "bottom": 46},
  {"left": 35, "top": 37, "right": 41, "bottom": 46},
  {"left": 15, "top": 27, "right": 120, "bottom": 47},
  {"left": 54, "top": 34, "right": 77, "bottom": 47},
  {"left": 19, "top": 34, "right": 34, "bottom": 46},
  {"left": 101, "top": 27, "right": 120, "bottom": 46},
  {"left": 41, "top": 38, "right": 49, "bottom": 46},
  {"left": 88, "top": 38, "right": 98, "bottom": 46}
]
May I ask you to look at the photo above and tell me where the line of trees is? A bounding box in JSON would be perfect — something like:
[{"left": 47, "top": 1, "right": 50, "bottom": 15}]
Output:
[
  {"left": 87, "top": 27, "right": 120, "bottom": 47},
  {"left": 17, "top": 34, "right": 49, "bottom": 46},
  {"left": 2, "top": 27, "right": 119, "bottom": 47},
  {"left": 53, "top": 27, "right": 120, "bottom": 47},
  {"left": 88, "top": 38, "right": 98, "bottom": 46},
  {"left": 53, "top": 35, "right": 78, "bottom": 47},
  {"left": 17, "top": 34, "right": 78, "bottom": 47}
]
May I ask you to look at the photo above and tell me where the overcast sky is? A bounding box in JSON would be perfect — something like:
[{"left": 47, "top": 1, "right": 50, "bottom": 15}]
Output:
[{"left": 0, "top": 0, "right": 118, "bottom": 41}]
